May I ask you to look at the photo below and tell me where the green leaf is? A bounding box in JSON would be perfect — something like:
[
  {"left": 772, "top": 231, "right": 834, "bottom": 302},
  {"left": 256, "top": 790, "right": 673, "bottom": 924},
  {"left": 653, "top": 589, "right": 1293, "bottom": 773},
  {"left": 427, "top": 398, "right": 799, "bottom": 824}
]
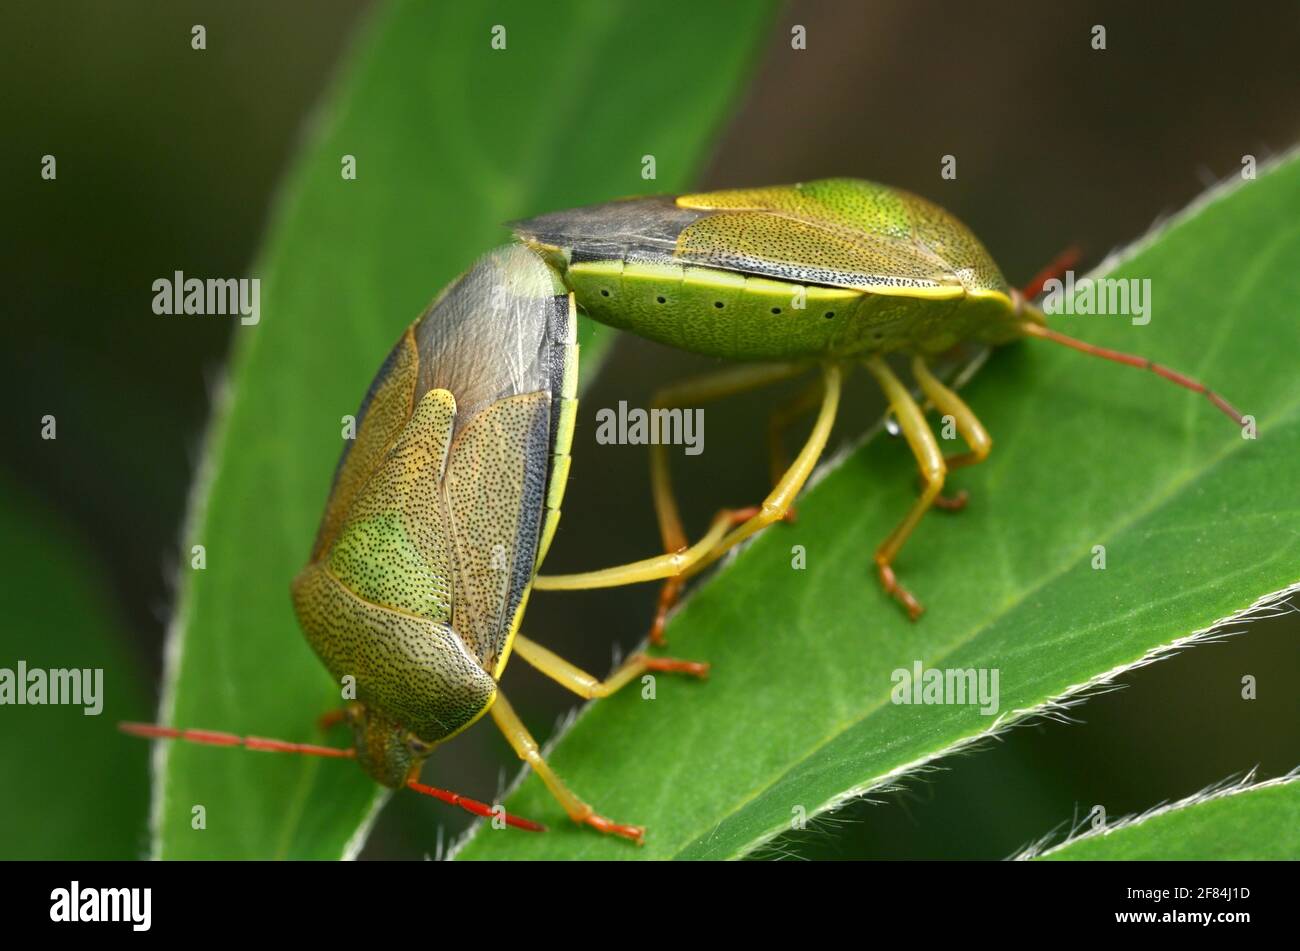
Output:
[
  {"left": 153, "top": 0, "right": 777, "bottom": 858},
  {"left": 456, "top": 155, "right": 1300, "bottom": 859},
  {"left": 0, "top": 475, "right": 150, "bottom": 859},
  {"left": 1027, "top": 772, "right": 1300, "bottom": 860}
]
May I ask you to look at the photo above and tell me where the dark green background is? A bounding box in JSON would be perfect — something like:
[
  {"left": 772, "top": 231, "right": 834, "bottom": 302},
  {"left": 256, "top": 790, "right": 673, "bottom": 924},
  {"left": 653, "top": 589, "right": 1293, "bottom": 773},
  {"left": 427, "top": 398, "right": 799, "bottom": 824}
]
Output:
[{"left": 1, "top": 0, "right": 1296, "bottom": 859}]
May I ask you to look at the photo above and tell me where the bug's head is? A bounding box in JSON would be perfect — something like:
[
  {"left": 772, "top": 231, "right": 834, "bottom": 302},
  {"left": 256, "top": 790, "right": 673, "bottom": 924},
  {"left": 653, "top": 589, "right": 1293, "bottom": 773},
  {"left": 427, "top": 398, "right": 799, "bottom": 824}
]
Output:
[{"left": 348, "top": 704, "right": 435, "bottom": 788}]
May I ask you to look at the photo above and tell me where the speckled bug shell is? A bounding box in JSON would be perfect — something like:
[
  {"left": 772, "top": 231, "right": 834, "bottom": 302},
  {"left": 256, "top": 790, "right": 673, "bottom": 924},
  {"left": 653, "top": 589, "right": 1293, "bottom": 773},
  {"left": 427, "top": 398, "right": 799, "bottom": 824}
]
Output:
[
  {"left": 513, "top": 178, "right": 1030, "bottom": 360},
  {"left": 291, "top": 245, "right": 578, "bottom": 785}
]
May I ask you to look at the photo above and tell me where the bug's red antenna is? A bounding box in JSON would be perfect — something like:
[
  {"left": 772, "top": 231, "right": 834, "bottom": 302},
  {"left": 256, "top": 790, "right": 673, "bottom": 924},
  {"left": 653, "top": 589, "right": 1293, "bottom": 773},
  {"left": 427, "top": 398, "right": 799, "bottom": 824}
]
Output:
[
  {"left": 407, "top": 780, "right": 545, "bottom": 832},
  {"left": 120, "top": 722, "right": 355, "bottom": 758},
  {"left": 1020, "top": 244, "right": 1083, "bottom": 300},
  {"left": 1017, "top": 319, "right": 1245, "bottom": 427},
  {"left": 1013, "top": 249, "right": 1244, "bottom": 428},
  {"left": 119, "top": 722, "right": 546, "bottom": 832}
]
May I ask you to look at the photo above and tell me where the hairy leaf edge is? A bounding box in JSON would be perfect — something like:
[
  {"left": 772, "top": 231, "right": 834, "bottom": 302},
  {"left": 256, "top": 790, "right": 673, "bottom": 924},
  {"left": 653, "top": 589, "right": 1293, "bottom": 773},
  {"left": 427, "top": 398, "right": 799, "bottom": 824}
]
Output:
[{"left": 1012, "top": 763, "right": 1300, "bottom": 860}]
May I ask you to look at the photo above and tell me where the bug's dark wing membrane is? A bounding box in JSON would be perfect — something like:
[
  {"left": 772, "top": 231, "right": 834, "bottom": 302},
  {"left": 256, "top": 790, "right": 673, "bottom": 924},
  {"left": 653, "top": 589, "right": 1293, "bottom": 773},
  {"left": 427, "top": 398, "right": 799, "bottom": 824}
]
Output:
[
  {"left": 512, "top": 196, "right": 707, "bottom": 266},
  {"left": 413, "top": 245, "right": 567, "bottom": 428},
  {"left": 419, "top": 245, "right": 576, "bottom": 669}
]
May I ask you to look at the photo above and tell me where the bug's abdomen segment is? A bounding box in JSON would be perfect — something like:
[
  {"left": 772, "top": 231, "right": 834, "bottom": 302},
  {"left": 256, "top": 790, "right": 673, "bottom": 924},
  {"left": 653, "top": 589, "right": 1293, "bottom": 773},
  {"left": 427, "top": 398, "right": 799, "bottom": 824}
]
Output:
[{"left": 567, "top": 259, "right": 862, "bottom": 361}]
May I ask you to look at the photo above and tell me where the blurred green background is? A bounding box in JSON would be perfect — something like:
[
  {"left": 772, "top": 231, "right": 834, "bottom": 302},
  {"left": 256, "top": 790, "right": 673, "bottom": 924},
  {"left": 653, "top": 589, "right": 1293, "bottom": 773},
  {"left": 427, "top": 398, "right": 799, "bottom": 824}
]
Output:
[{"left": 1, "top": 0, "right": 1297, "bottom": 859}]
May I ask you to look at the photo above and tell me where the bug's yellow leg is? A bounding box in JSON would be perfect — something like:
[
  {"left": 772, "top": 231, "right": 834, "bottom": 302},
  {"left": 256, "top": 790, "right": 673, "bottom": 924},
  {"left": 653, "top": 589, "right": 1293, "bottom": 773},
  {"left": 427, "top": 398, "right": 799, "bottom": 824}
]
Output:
[
  {"left": 910, "top": 355, "right": 992, "bottom": 512},
  {"left": 513, "top": 634, "right": 708, "bottom": 698},
  {"left": 767, "top": 377, "right": 826, "bottom": 490},
  {"left": 644, "top": 362, "right": 808, "bottom": 643},
  {"left": 534, "top": 362, "right": 842, "bottom": 597},
  {"left": 647, "top": 362, "right": 808, "bottom": 549},
  {"left": 532, "top": 505, "right": 744, "bottom": 589},
  {"left": 645, "top": 376, "right": 827, "bottom": 646},
  {"left": 489, "top": 690, "right": 644, "bottom": 843},
  {"left": 862, "top": 355, "right": 946, "bottom": 621},
  {"left": 534, "top": 361, "right": 808, "bottom": 641},
  {"left": 645, "top": 504, "right": 774, "bottom": 644},
  {"left": 681, "top": 361, "right": 842, "bottom": 580}
]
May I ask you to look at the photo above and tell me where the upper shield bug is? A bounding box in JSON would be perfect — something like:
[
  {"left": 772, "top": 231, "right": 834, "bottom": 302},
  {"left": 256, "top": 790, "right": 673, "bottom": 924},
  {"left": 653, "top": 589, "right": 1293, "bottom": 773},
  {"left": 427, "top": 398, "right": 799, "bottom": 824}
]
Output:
[{"left": 512, "top": 178, "right": 1244, "bottom": 627}]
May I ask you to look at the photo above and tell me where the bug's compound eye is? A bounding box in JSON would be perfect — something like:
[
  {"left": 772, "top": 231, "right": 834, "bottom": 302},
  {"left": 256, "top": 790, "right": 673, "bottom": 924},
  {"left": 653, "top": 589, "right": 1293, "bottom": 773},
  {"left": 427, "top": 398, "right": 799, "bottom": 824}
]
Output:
[{"left": 406, "top": 735, "right": 434, "bottom": 757}]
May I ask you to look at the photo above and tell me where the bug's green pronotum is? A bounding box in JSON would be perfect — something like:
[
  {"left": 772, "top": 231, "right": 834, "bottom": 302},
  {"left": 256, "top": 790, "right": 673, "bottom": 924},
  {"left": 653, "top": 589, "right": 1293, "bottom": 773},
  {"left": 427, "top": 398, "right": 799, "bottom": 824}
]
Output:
[{"left": 123, "top": 179, "right": 1242, "bottom": 842}]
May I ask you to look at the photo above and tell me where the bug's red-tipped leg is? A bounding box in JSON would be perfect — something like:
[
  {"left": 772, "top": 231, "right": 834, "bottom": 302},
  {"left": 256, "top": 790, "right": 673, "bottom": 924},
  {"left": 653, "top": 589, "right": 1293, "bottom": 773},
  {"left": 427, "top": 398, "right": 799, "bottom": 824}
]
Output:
[
  {"left": 919, "top": 474, "right": 969, "bottom": 512},
  {"left": 649, "top": 576, "right": 683, "bottom": 646},
  {"left": 489, "top": 692, "right": 647, "bottom": 844},
  {"left": 643, "top": 655, "right": 711, "bottom": 680},
  {"left": 932, "top": 488, "right": 969, "bottom": 512},
  {"left": 876, "top": 560, "right": 925, "bottom": 622},
  {"left": 583, "top": 812, "right": 646, "bottom": 845}
]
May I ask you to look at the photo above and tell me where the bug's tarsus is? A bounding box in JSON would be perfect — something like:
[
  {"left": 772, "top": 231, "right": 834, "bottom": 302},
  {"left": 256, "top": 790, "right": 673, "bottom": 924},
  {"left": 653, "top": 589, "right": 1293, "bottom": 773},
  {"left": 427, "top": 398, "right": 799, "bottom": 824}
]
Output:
[
  {"left": 1019, "top": 322, "right": 1245, "bottom": 427},
  {"left": 643, "top": 656, "right": 711, "bottom": 680},
  {"left": 1020, "top": 244, "right": 1083, "bottom": 300},
  {"left": 931, "top": 486, "right": 970, "bottom": 512},
  {"left": 876, "top": 560, "right": 924, "bottom": 621},
  {"left": 648, "top": 576, "right": 682, "bottom": 646},
  {"left": 582, "top": 813, "right": 646, "bottom": 844}
]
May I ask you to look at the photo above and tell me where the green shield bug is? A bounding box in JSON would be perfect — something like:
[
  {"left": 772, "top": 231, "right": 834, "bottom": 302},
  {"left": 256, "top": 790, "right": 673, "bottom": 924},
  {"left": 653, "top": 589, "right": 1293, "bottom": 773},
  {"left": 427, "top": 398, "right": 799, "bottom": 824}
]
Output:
[
  {"left": 123, "top": 244, "right": 722, "bottom": 843},
  {"left": 513, "top": 178, "right": 1244, "bottom": 627}
]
